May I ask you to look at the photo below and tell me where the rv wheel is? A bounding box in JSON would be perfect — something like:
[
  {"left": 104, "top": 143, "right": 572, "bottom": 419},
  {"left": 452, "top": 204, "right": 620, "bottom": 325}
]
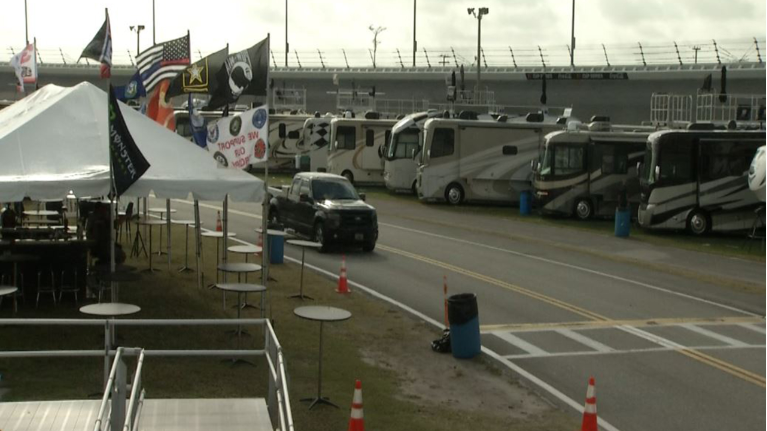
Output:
[
  {"left": 411, "top": 180, "right": 418, "bottom": 195},
  {"left": 342, "top": 171, "right": 355, "bottom": 184},
  {"left": 445, "top": 183, "right": 465, "bottom": 205},
  {"left": 574, "top": 199, "right": 593, "bottom": 220},
  {"left": 687, "top": 210, "right": 710, "bottom": 235}
]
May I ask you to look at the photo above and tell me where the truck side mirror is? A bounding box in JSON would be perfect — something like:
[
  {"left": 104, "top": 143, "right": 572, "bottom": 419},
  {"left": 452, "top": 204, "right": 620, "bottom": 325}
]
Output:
[
  {"left": 359, "top": 193, "right": 366, "bottom": 202},
  {"left": 299, "top": 193, "right": 312, "bottom": 203}
]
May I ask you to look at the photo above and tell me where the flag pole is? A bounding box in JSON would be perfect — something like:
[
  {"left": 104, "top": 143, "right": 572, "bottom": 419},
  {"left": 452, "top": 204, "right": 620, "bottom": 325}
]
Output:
[
  {"left": 105, "top": 8, "right": 117, "bottom": 288},
  {"left": 262, "top": 34, "right": 271, "bottom": 292},
  {"left": 24, "top": 0, "right": 29, "bottom": 45}
]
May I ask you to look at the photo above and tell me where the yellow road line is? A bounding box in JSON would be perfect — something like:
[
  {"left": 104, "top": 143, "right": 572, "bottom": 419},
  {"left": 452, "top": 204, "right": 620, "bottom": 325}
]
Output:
[
  {"left": 378, "top": 243, "right": 766, "bottom": 388},
  {"left": 481, "top": 316, "right": 765, "bottom": 333}
]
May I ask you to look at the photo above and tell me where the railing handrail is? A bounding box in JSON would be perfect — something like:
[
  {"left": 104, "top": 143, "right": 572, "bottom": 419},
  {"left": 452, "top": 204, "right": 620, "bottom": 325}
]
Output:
[
  {"left": 93, "top": 347, "right": 124, "bottom": 431},
  {"left": 123, "top": 350, "right": 146, "bottom": 431},
  {"left": 266, "top": 319, "right": 294, "bottom": 431}
]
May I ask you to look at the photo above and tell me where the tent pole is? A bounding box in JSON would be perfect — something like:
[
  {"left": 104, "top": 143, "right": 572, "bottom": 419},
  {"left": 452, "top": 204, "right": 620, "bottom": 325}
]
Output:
[
  {"left": 194, "top": 199, "right": 202, "bottom": 289},
  {"left": 166, "top": 198, "right": 171, "bottom": 270},
  {"left": 222, "top": 194, "right": 229, "bottom": 286},
  {"left": 262, "top": 33, "right": 271, "bottom": 294}
]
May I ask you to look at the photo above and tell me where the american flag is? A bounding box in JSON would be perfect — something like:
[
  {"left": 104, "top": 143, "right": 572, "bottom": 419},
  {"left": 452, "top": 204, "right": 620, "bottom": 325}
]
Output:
[{"left": 137, "top": 34, "right": 190, "bottom": 93}]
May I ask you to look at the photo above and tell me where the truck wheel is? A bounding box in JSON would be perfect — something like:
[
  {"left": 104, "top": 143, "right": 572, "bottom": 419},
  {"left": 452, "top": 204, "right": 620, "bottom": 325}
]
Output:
[
  {"left": 574, "top": 199, "right": 593, "bottom": 220},
  {"left": 687, "top": 209, "right": 710, "bottom": 235},
  {"left": 445, "top": 183, "right": 464, "bottom": 205},
  {"left": 342, "top": 171, "right": 354, "bottom": 184},
  {"left": 362, "top": 238, "right": 376, "bottom": 252},
  {"left": 314, "top": 222, "right": 329, "bottom": 253}
]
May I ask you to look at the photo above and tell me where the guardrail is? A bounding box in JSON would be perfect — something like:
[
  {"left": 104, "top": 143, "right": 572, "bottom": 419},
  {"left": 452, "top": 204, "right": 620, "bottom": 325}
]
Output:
[{"left": 0, "top": 318, "right": 293, "bottom": 431}]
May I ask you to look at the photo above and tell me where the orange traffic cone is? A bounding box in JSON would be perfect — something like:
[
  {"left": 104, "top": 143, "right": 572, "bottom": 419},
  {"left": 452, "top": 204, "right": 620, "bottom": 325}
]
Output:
[
  {"left": 215, "top": 211, "right": 222, "bottom": 232},
  {"left": 337, "top": 255, "right": 350, "bottom": 293},
  {"left": 347, "top": 380, "right": 364, "bottom": 431},
  {"left": 581, "top": 377, "right": 598, "bottom": 431}
]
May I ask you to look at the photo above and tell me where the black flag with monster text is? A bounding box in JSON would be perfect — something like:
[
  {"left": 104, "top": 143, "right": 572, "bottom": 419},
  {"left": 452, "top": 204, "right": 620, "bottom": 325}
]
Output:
[{"left": 109, "top": 85, "right": 150, "bottom": 196}]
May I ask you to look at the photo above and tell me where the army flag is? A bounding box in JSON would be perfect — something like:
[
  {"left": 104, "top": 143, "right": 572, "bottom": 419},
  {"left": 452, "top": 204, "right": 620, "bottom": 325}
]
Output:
[
  {"left": 206, "top": 105, "right": 269, "bottom": 169},
  {"left": 108, "top": 85, "right": 150, "bottom": 196},
  {"left": 80, "top": 10, "right": 112, "bottom": 79},
  {"left": 206, "top": 36, "right": 269, "bottom": 110},
  {"left": 165, "top": 46, "right": 228, "bottom": 102}
]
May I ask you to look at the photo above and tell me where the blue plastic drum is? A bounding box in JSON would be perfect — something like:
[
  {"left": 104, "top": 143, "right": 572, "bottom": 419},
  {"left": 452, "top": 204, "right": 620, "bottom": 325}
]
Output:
[{"left": 614, "top": 208, "right": 631, "bottom": 238}]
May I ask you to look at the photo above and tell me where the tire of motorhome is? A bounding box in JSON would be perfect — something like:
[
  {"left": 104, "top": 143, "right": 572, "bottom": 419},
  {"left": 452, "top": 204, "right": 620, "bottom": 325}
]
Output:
[
  {"left": 687, "top": 209, "right": 710, "bottom": 235},
  {"left": 574, "top": 199, "right": 593, "bottom": 220},
  {"left": 445, "top": 183, "right": 465, "bottom": 205},
  {"left": 411, "top": 180, "right": 418, "bottom": 195},
  {"left": 342, "top": 170, "right": 354, "bottom": 184},
  {"left": 314, "top": 221, "right": 329, "bottom": 252}
]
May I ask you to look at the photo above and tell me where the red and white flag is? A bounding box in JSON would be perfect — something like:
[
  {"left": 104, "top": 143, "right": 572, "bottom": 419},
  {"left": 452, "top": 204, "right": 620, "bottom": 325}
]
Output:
[{"left": 10, "top": 42, "right": 37, "bottom": 92}]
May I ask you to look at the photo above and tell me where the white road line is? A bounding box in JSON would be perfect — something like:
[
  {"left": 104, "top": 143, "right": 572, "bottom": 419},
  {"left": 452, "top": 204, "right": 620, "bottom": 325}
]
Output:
[
  {"left": 197, "top": 220, "right": 624, "bottom": 431},
  {"left": 492, "top": 332, "right": 549, "bottom": 356},
  {"left": 556, "top": 328, "right": 615, "bottom": 353},
  {"left": 680, "top": 324, "right": 749, "bottom": 347},
  {"left": 618, "top": 325, "right": 686, "bottom": 349},
  {"left": 738, "top": 323, "right": 766, "bottom": 334},
  {"left": 378, "top": 222, "right": 761, "bottom": 318},
  {"left": 505, "top": 344, "right": 766, "bottom": 360}
]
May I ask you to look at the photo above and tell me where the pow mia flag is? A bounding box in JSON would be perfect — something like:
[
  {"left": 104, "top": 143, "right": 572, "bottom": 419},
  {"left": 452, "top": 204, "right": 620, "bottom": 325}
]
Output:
[
  {"left": 109, "top": 85, "right": 150, "bottom": 196},
  {"left": 206, "top": 36, "right": 269, "bottom": 110},
  {"left": 165, "top": 46, "right": 229, "bottom": 102}
]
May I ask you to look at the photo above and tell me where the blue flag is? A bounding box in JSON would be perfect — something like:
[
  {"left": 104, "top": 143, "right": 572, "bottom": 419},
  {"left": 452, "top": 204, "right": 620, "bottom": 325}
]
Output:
[
  {"left": 188, "top": 93, "right": 207, "bottom": 148},
  {"left": 114, "top": 71, "right": 146, "bottom": 102}
]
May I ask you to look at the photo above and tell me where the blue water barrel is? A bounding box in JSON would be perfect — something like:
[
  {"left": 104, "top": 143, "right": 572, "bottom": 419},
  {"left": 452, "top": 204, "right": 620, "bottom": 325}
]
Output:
[
  {"left": 519, "top": 191, "right": 531, "bottom": 215},
  {"left": 615, "top": 208, "right": 631, "bottom": 238},
  {"left": 448, "top": 293, "right": 481, "bottom": 359},
  {"left": 269, "top": 235, "right": 284, "bottom": 264}
]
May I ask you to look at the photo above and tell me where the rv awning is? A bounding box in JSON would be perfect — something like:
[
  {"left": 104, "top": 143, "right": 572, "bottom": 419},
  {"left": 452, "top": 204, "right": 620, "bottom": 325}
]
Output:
[{"left": 0, "top": 82, "right": 263, "bottom": 203}]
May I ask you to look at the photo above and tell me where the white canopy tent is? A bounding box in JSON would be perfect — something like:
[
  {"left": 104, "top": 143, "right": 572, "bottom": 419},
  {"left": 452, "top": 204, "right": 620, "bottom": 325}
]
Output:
[{"left": 0, "top": 82, "right": 264, "bottom": 203}]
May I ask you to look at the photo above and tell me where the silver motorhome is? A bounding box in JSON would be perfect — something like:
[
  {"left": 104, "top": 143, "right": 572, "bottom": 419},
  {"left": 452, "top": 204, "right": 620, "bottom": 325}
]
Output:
[
  {"left": 384, "top": 110, "right": 446, "bottom": 193},
  {"left": 416, "top": 114, "right": 571, "bottom": 204},
  {"left": 638, "top": 129, "right": 765, "bottom": 234},
  {"left": 534, "top": 125, "right": 651, "bottom": 219}
]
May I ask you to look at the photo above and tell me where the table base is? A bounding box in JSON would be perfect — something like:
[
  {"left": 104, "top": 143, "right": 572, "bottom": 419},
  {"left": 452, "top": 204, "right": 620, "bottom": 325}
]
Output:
[
  {"left": 225, "top": 328, "right": 251, "bottom": 337},
  {"left": 300, "top": 396, "right": 339, "bottom": 410},
  {"left": 177, "top": 266, "right": 193, "bottom": 273},
  {"left": 141, "top": 267, "right": 161, "bottom": 273},
  {"left": 289, "top": 293, "right": 315, "bottom": 301}
]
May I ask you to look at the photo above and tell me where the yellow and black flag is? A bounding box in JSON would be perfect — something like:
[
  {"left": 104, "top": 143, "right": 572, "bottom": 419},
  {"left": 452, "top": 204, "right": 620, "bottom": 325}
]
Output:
[{"left": 164, "top": 46, "right": 228, "bottom": 102}]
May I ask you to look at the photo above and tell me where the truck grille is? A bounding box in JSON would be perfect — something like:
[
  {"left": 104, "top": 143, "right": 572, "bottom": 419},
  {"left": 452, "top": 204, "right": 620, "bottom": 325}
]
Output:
[{"left": 340, "top": 211, "right": 372, "bottom": 227}]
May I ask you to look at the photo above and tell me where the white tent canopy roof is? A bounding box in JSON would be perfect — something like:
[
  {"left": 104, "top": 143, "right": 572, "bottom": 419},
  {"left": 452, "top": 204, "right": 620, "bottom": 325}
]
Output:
[{"left": 0, "top": 82, "right": 264, "bottom": 203}]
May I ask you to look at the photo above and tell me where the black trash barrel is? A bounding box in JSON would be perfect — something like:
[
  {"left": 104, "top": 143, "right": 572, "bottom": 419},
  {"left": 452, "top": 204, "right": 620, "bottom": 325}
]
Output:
[{"left": 447, "top": 293, "right": 481, "bottom": 359}]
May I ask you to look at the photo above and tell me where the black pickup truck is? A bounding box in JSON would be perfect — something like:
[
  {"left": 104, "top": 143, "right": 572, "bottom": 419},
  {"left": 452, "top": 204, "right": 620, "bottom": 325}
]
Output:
[{"left": 269, "top": 172, "right": 378, "bottom": 252}]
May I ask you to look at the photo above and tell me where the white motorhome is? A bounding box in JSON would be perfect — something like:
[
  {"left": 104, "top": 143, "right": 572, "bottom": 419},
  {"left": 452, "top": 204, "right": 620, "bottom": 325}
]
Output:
[
  {"left": 534, "top": 124, "right": 652, "bottom": 219},
  {"left": 384, "top": 110, "right": 446, "bottom": 193},
  {"left": 327, "top": 116, "right": 398, "bottom": 185},
  {"left": 416, "top": 114, "right": 573, "bottom": 204},
  {"left": 638, "top": 128, "right": 765, "bottom": 234},
  {"left": 265, "top": 113, "right": 312, "bottom": 170},
  {"left": 302, "top": 114, "right": 335, "bottom": 172}
]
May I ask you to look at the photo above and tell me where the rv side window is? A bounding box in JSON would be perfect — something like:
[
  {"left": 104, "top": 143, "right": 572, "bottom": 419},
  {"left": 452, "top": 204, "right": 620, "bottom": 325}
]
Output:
[
  {"left": 554, "top": 146, "right": 584, "bottom": 175},
  {"left": 600, "top": 144, "right": 629, "bottom": 175},
  {"left": 365, "top": 130, "right": 374, "bottom": 147},
  {"left": 700, "top": 140, "right": 760, "bottom": 181},
  {"left": 659, "top": 141, "right": 693, "bottom": 183},
  {"left": 430, "top": 128, "right": 455, "bottom": 158},
  {"left": 502, "top": 146, "right": 518, "bottom": 155},
  {"left": 279, "top": 123, "right": 287, "bottom": 138},
  {"left": 384, "top": 131, "right": 391, "bottom": 152},
  {"left": 337, "top": 126, "right": 356, "bottom": 150},
  {"left": 288, "top": 130, "right": 300, "bottom": 139}
]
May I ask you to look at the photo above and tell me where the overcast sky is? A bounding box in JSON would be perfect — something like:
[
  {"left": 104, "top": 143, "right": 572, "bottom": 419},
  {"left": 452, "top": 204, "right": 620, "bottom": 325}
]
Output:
[{"left": 1, "top": 0, "right": 765, "bottom": 66}]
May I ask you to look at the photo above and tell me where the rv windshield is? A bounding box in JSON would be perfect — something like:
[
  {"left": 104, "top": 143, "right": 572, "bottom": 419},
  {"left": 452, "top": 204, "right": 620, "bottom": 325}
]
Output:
[
  {"left": 312, "top": 179, "right": 359, "bottom": 201},
  {"left": 540, "top": 145, "right": 584, "bottom": 177},
  {"left": 388, "top": 129, "right": 420, "bottom": 160},
  {"left": 642, "top": 142, "right": 656, "bottom": 185},
  {"left": 540, "top": 146, "right": 553, "bottom": 176}
]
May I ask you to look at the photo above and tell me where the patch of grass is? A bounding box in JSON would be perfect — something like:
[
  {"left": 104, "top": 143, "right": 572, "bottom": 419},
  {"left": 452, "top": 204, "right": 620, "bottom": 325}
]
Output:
[{"left": 0, "top": 222, "right": 576, "bottom": 431}]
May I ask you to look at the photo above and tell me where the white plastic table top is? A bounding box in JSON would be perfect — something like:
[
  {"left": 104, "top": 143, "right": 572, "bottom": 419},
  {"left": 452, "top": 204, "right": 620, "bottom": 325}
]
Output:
[
  {"left": 218, "top": 263, "right": 262, "bottom": 273},
  {"left": 0, "top": 286, "right": 19, "bottom": 296},
  {"left": 202, "top": 231, "right": 237, "bottom": 238},
  {"left": 255, "top": 228, "right": 289, "bottom": 236},
  {"left": 228, "top": 245, "right": 262, "bottom": 254},
  {"left": 215, "top": 283, "right": 267, "bottom": 293},
  {"left": 294, "top": 306, "right": 351, "bottom": 322},
  {"left": 80, "top": 303, "right": 141, "bottom": 316},
  {"left": 137, "top": 219, "right": 167, "bottom": 226},
  {"left": 23, "top": 210, "right": 59, "bottom": 216},
  {"left": 171, "top": 219, "right": 201, "bottom": 225},
  {"left": 287, "top": 239, "right": 322, "bottom": 248},
  {"left": 148, "top": 207, "right": 177, "bottom": 214}
]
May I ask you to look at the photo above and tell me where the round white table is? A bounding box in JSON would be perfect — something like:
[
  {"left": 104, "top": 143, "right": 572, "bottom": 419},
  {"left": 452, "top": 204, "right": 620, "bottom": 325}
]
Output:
[
  {"left": 136, "top": 219, "right": 166, "bottom": 272},
  {"left": 80, "top": 302, "right": 141, "bottom": 345},
  {"left": 171, "top": 219, "right": 202, "bottom": 272},
  {"left": 294, "top": 306, "right": 352, "bottom": 409},
  {"left": 202, "top": 231, "right": 237, "bottom": 287},
  {"left": 216, "top": 283, "right": 268, "bottom": 366},
  {"left": 148, "top": 207, "right": 176, "bottom": 255},
  {"left": 0, "top": 286, "right": 19, "bottom": 313},
  {"left": 286, "top": 240, "right": 322, "bottom": 300},
  {"left": 227, "top": 244, "right": 262, "bottom": 281}
]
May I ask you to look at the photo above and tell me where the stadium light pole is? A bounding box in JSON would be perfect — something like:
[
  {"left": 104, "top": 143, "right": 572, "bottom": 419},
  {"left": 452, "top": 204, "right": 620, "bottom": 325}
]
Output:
[
  {"left": 152, "top": 0, "right": 156, "bottom": 44},
  {"left": 24, "top": 0, "right": 29, "bottom": 44},
  {"left": 570, "top": 0, "right": 575, "bottom": 66},
  {"left": 468, "top": 7, "right": 489, "bottom": 98},
  {"left": 413, "top": 0, "right": 416, "bottom": 67},
  {"left": 285, "top": 0, "right": 289, "bottom": 67},
  {"left": 130, "top": 25, "right": 145, "bottom": 56}
]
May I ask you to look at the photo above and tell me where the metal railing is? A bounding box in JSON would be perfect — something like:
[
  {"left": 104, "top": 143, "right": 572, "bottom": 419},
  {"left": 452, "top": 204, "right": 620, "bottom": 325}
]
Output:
[
  {"left": 4, "top": 38, "right": 762, "bottom": 69},
  {"left": 650, "top": 93, "right": 694, "bottom": 125},
  {"left": 696, "top": 91, "right": 767, "bottom": 124},
  {"left": 0, "top": 318, "right": 293, "bottom": 431}
]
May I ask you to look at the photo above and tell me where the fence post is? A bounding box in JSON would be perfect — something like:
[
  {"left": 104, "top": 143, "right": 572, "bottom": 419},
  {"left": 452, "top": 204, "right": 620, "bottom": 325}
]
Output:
[
  {"left": 481, "top": 47, "right": 487, "bottom": 68},
  {"left": 103, "top": 320, "right": 110, "bottom": 390},
  {"left": 423, "top": 48, "right": 431, "bottom": 68},
  {"left": 342, "top": 49, "right": 350, "bottom": 69},
  {"left": 712, "top": 39, "right": 721, "bottom": 64},
  {"left": 754, "top": 37, "right": 763, "bottom": 63},
  {"left": 450, "top": 47, "right": 458, "bottom": 67},
  {"left": 59, "top": 48, "right": 67, "bottom": 65},
  {"left": 602, "top": 44, "right": 610, "bottom": 67},
  {"left": 674, "top": 41, "right": 683, "bottom": 65},
  {"left": 508, "top": 46, "right": 517, "bottom": 68},
  {"left": 538, "top": 45, "right": 546, "bottom": 68},
  {"left": 396, "top": 48, "right": 404, "bottom": 68},
  {"left": 294, "top": 50, "right": 302, "bottom": 68},
  {"left": 317, "top": 49, "right": 325, "bottom": 68},
  {"left": 638, "top": 42, "right": 647, "bottom": 66}
]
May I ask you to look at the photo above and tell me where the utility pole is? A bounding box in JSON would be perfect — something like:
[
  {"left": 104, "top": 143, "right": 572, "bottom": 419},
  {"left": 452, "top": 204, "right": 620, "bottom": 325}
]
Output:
[
  {"left": 467, "top": 7, "right": 489, "bottom": 98},
  {"left": 285, "top": 0, "right": 289, "bottom": 67},
  {"left": 570, "top": 0, "right": 575, "bottom": 66},
  {"left": 24, "top": 0, "right": 29, "bottom": 44},
  {"left": 413, "top": 0, "right": 417, "bottom": 67},
  {"left": 130, "top": 25, "right": 145, "bottom": 56},
  {"left": 152, "top": 0, "right": 156, "bottom": 44},
  {"left": 693, "top": 45, "right": 700, "bottom": 64}
]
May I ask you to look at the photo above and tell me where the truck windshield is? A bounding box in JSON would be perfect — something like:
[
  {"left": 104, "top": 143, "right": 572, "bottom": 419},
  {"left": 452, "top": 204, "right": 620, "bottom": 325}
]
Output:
[
  {"left": 312, "top": 180, "right": 359, "bottom": 200},
  {"left": 388, "top": 129, "right": 420, "bottom": 160}
]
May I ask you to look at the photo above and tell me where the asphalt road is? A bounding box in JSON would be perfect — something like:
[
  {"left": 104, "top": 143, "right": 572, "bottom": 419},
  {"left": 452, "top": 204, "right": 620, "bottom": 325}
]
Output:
[{"left": 145, "top": 193, "right": 765, "bottom": 431}]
